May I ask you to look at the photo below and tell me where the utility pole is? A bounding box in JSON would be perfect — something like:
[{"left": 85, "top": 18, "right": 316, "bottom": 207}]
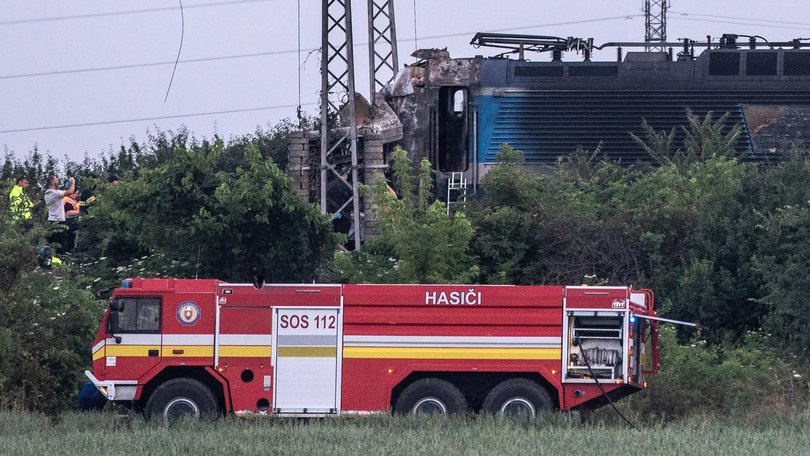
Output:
[
  {"left": 367, "top": 0, "right": 399, "bottom": 97},
  {"left": 643, "top": 0, "right": 668, "bottom": 52},
  {"left": 321, "top": 0, "right": 361, "bottom": 250},
  {"left": 318, "top": 0, "right": 399, "bottom": 250}
]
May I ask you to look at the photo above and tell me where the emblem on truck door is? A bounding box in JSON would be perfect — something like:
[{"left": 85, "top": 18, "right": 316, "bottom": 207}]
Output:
[{"left": 176, "top": 301, "right": 201, "bottom": 326}]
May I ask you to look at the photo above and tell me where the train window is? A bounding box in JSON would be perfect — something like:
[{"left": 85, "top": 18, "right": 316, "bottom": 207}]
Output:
[
  {"left": 746, "top": 52, "right": 777, "bottom": 76},
  {"left": 709, "top": 52, "right": 740, "bottom": 76},
  {"left": 784, "top": 52, "right": 810, "bottom": 76},
  {"left": 453, "top": 89, "right": 465, "bottom": 114}
]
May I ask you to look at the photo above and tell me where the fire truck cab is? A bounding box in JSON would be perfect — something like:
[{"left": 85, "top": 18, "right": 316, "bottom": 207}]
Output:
[{"left": 86, "top": 278, "right": 659, "bottom": 422}]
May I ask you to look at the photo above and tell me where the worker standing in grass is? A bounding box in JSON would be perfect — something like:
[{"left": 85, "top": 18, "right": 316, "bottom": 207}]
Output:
[{"left": 8, "top": 176, "right": 33, "bottom": 221}]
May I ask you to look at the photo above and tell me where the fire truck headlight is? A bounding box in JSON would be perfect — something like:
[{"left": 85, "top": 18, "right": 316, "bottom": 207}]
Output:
[{"left": 387, "top": 368, "right": 395, "bottom": 374}]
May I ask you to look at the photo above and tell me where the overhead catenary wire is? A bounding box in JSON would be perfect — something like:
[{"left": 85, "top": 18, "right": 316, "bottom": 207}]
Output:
[
  {"left": 8, "top": 9, "right": 808, "bottom": 136},
  {"left": 670, "top": 10, "right": 810, "bottom": 27},
  {"left": 0, "top": 0, "right": 275, "bottom": 26},
  {"left": 0, "top": 14, "right": 644, "bottom": 81},
  {"left": 164, "top": 0, "right": 186, "bottom": 103},
  {"left": 669, "top": 16, "right": 810, "bottom": 32},
  {"left": 0, "top": 50, "right": 311, "bottom": 81},
  {"left": 0, "top": 103, "right": 318, "bottom": 134}
]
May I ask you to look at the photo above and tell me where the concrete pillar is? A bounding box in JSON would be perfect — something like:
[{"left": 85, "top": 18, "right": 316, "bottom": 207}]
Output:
[
  {"left": 286, "top": 131, "right": 310, "bottom": 202},
  {"left": 362, "top": 132, "right": 385, "bottom": 238}
]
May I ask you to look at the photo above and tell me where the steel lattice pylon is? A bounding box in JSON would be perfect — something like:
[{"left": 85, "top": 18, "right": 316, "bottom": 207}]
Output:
[
  {"left": 367, "top": 0, "right": 399, "bottom": 97},
  {"left": 321, "top": 0, "right": 361, "bottom": 250},
  {"left": 643, "top": 0, "right": 668, "bottom": 52}
]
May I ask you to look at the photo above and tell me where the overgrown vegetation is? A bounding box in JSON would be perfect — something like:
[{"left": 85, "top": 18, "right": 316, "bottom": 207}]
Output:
[
  {"left": 333, "top": 147, "right": 478, "bottom": 283},
  {"left": 2, "top": 111, "right": 810, "bottom": 421}
]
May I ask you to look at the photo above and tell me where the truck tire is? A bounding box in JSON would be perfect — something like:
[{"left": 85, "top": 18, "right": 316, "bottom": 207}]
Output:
[
  {"left": 144, "top": 378, "right": 218, "bottom": 425},
  {"left": 482, "top": 378, "right": 553, "bottom": 418},
  {"left": 394, "top": 378, "right": 468, "bottom": 415}
]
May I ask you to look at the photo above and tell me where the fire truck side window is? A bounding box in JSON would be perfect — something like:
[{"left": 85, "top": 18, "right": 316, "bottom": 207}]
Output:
[{"left": 115, "top": 298, "right": 161, "bottom": 333}]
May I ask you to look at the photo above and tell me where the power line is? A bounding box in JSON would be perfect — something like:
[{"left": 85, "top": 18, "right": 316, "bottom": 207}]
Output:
[
  {"left": 0, "top": 0, "right": 274, "bottom": 26},
  {"left": 0, "top": 49, "right": 312, "bottom": 80},
  {"left": 412, "top": 14, "right": 644, "bottom": 44},
  {"left": 670, "top": 16, "right": 810, "bottom": 32},
  {"left": 670, "top": 10, "right": 810, "bottom": 28},
  {"left": 163, "top": 0, "right": 186, "bottom": 103},
  {"left": 0, "top": 103, "right": 317, "bottom": 134},
  {"left": 1, "top": 14, "right": 644, "bottom": 135},
  {"left": 0, "top": 14, "right": 642, "bottom": 81}
]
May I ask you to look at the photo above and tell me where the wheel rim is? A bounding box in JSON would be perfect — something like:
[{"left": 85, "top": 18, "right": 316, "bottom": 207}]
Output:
[
  {"left": 500, "top": 397, "right": 535, "bottom": 417},
  {"left": 164, "top": 397, "right": 200, "bottom": 423},
  {"left": 412, "top": 397, "right": 447, "bottom": 415}
]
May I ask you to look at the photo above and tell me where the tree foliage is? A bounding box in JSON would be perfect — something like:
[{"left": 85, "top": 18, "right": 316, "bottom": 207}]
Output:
[
  {"left": 334, "top": 147, "right": 477, "bottom": 283},
  {"left": 82, "top": 137, "right": 338, "bottom": 284},
  {"left": 0, "top": 193, "right": 103, "bottom": 412},
  {"left": 468, "top": 112, "right": 775, "bottom": 346}
]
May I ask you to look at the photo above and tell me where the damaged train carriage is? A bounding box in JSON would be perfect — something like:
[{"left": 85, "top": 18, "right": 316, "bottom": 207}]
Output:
[{"left": 375, "top": 35, "right": 810, "bottom": 191}]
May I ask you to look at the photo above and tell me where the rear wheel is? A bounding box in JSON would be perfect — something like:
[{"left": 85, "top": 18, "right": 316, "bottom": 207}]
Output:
[
  {"left": 482, "top": 378, "right": 553, "bottom": 418},
  {"left": 145, "top": 378, "right": 218, "bottom": 425},
  {"left": 394, "top": 378, "right": 468, "bottom": 415}
]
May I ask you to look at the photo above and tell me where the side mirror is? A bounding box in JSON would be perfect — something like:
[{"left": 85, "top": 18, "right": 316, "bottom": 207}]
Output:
[{"left": 107, "top": 301, "right": 122, "bottom": 343}]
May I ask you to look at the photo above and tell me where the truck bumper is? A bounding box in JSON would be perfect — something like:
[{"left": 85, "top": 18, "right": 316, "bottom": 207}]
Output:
[{"left": 84, "top": 370, "right": 138, "bottom": 401}]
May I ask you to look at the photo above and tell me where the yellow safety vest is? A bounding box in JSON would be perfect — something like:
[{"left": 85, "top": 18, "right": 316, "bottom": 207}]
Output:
[{"left": 8, "top": 185, "right": 32, "bottom": 220}]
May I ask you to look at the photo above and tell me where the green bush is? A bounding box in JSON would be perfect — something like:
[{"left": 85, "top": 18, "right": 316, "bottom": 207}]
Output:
[
  {"left": 0, "top": 194, "right": 104, "bottom": 412},
  {"left": 627, "top": 327, "right": 809, "bottom": 423}
]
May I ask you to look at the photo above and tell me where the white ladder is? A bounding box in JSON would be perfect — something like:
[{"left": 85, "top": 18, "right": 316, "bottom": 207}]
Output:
[{"left": 446, "top": 172, "right": 468, "bottom": 215}]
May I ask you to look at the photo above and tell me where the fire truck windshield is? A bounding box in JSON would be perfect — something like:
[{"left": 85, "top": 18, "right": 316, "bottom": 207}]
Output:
[{"left": 108, "top": 298, "right": 161, "bottom": 334}]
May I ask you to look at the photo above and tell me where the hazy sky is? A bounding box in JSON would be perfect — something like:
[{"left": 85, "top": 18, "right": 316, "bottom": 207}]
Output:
[{"left": 2, "top": 0, "right": 809, "bottom": 163}]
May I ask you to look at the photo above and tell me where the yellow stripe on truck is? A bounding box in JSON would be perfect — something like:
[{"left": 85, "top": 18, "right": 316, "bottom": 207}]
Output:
[
  {"left": 162, "top": 346, "right": 213, "bottom": 357},
  {"left": 219, "top": 346, "right": 271, "bottom": 358},
  {"left": 100, "top": 345, "right": 272, "bottom": 358},
  {"left": 277, "top": 346, "right": 337, "bottom": 357},
  {"left": 343, "top": 347, "right": 562, "bottom": 360},
  {"left": 104, "top": 345, "right": 161, "bottom": 357},
  {"left": 100, "top": 345, "right": 559, "bottom": 360}
]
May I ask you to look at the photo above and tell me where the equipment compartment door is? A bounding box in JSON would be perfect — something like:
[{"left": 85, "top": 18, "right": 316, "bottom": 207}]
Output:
[{"left": 272, "top": 307, "right": 342, "bottom": 414}]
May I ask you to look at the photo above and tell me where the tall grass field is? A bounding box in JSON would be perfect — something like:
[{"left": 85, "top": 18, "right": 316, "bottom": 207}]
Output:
[{"left": 1, "top": 410, "right": 808, "bottom": 456}]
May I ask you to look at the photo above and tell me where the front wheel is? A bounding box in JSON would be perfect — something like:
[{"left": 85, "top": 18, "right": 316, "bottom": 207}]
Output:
[
  {"left": 394, "top": 378, "right": 468, "bottom": 415},
  {"left": 144, "top": 378, "right": 219, "bottom": 425},
  {"left": 482, "top": 378, "right": 554, "bottom": 418}
]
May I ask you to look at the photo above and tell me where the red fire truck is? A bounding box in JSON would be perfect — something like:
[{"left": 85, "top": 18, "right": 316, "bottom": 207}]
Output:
[{"left": 85, "top": 278, "right": 660, "bottom": 423}]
